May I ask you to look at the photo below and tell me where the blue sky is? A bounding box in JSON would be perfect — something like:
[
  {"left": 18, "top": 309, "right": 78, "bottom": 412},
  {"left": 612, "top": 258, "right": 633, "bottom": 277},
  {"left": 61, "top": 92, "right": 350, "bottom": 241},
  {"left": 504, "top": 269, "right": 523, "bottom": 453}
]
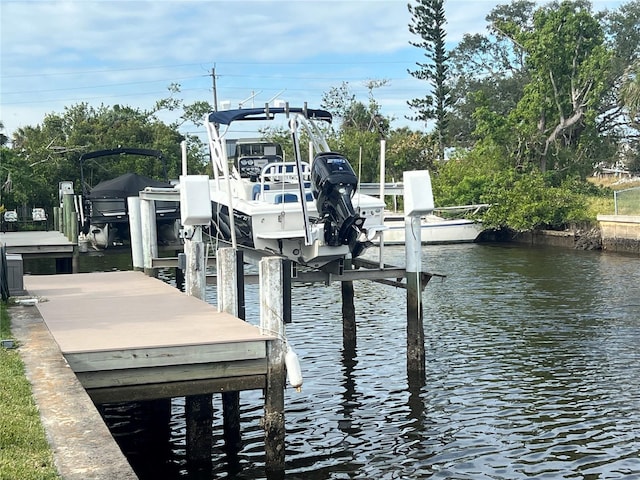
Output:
[{"left": 0, "top": 0, "right": 625, "bottom": 140}]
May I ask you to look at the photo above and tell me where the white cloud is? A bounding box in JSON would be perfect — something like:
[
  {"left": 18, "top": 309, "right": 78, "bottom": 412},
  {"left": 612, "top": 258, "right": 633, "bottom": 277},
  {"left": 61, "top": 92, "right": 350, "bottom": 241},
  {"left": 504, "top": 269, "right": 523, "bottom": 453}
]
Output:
[{"left": 0, "top": 0, "right": 625, "bottom": 138}]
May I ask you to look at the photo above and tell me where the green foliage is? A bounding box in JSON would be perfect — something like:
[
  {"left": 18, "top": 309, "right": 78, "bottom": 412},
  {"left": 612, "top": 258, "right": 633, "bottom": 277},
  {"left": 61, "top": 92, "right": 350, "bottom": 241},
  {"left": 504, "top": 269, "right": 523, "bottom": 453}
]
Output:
[
  {"left": 446, "top": 0, "right": 639, "bottom": 179},
  {"left": 385, "top": 128, "right": 437, "bottom": 180},
  {"left": 433, "top": 148, "right": 593, "bottom": 231},
  {"left": 3, "top": 101, "right": 208, "bottom": 212},
  {"left": 432, "top": 145, "right": 509, "bottom": 207},
  {"left": 480, "top": 172, "right": 590, "bottom": 231},
  {"left": 320, "top": 81, "right": 394, "bottom": 182},
  {"left": 334, "top": 128, "right": 382, "bottom": 183},
  {"left": 448, "top": 1, "right": 535, "bottom": 147}
]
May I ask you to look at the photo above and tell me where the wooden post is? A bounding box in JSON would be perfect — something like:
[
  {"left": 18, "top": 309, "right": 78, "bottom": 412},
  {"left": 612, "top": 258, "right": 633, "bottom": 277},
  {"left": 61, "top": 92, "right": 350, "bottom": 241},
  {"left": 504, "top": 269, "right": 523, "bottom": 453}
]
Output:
[
  {"left": 184, "top": 226, "right": 206, "bottom": 299},
  {"left": 259, "top": 256, "right": 286, "bottom": 475},
  {"left": 127, "top": 197, "right": 144, "bottom": 271},
  {"left": 53, "top": 207, "right": 60, "bottom": 233},
  {"left": 55, "top": 257, "right": 72, "bottom": 274},
  {"left": 405, "top": 216, "right": 425, "bottom": 377},
  {"left": 62, "top": 193, "right": 75, "bottom": 241},
  {"left": 217, "top": 247, "right": 244, "bottom": 455},
  {"left": 341, "top": 260, "right": 356, "bottom": 349},
  {"left": 184, "top": 224, "right": 213, "bottom": 466},
  {"left": 185, "top": 395, "right": 213, "bottom": 468},
  {"left": 140, "top": 197, "right": 158, "bottom": 277},
  {"left": 175, "top": 266, "right": 185, "bottom": 291}
]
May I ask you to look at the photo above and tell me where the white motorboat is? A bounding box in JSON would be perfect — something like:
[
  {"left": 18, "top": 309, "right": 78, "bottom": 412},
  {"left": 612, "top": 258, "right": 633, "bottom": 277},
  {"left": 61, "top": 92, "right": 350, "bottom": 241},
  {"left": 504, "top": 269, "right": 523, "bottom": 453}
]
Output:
[
  {"left": 204, "top": 105, "right": 386, "bottom": 268},
  {"left": 379, "top": 211, "right": 486, "bottom": 245}
]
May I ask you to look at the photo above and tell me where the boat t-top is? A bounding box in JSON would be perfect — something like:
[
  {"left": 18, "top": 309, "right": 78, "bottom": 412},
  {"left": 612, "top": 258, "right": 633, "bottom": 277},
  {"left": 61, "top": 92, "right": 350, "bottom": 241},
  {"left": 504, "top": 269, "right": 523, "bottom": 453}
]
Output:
[{"left": 204, "top": 104, "right": 386, "bottom": 269}]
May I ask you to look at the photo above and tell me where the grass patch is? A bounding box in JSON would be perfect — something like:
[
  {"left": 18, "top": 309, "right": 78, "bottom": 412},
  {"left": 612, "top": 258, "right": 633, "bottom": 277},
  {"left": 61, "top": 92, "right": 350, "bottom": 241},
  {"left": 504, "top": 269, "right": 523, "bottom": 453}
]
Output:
[
  {"left": 588, "top": 176, "right": 640, "bottom": 190},
  {"left": 0, "top": 303, "right": 61, "bottom": 480}
]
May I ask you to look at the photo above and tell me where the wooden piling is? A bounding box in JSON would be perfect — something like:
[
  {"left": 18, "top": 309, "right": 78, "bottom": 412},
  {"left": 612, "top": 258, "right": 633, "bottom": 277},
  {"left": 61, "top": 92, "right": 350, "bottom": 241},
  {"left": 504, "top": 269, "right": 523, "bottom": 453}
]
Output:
[
  {"left": 217, "top": 247, "right": 244, "bottom": 455},
  {"left": 53, "top": 207, "right": 60, "bottom": 233},
  {"left": 185, "top": 394, "right": 213, "bottom": 468},
  {"left": 184, "top": 226, "right": 206, "bottom": 299},
  {"left": 405, "top": 216, "right": 426, "bottom": 377},
  {"left": 259, "top": 256, "right": 287, "bottom": 475},
  {"left": 183, "top": 225, "right": 213, "bottom": 466},
  {"left": 62, "top": 193, "right": 75, "bottom": 241},
  {"left": 341, "top": 261, "right": 356, "bottom": 349}
]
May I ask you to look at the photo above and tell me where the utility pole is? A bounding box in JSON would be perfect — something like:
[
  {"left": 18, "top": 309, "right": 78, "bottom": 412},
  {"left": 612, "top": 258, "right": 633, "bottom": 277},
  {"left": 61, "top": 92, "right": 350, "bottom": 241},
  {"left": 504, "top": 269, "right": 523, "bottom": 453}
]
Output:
[{"left": 211, "top": 66, "right": 218, "bottom": 111}]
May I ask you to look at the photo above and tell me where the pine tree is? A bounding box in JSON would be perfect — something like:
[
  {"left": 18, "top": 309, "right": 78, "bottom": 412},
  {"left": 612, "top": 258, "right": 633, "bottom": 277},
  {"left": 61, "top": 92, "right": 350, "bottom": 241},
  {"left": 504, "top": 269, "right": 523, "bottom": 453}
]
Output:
[{"left": 408, "top": 0, "right": 450, "bottom": 162}]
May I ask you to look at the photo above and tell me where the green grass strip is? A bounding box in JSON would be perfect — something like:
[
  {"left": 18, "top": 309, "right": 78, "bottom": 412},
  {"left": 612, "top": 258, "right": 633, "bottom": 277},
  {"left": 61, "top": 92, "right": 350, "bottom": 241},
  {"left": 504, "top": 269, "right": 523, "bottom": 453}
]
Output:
[{"left": 0, "top": 302, "right": 60, "bottom": 480}]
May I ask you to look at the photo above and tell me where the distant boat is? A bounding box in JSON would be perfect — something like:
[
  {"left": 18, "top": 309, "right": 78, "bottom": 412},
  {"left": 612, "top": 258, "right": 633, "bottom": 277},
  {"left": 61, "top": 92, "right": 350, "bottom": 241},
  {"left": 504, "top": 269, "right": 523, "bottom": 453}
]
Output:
[
  {"left": 79, "top": 148, "right": 180, "bottom": 249},
  {"left": 378, "top": 206, "right": 489, "bottom": 245}
]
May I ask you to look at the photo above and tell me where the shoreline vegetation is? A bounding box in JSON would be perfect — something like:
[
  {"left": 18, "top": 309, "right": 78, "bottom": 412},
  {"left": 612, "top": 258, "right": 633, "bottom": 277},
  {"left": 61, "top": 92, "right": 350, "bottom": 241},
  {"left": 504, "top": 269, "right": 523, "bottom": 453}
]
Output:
[{"left": 0, "top": 303, "right": 61, "bottom": 480}]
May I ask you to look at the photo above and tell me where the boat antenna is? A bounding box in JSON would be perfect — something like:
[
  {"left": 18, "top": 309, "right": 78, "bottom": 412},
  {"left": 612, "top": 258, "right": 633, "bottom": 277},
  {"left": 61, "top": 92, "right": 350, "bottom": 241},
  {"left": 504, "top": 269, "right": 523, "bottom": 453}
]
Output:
[
  {"left": 266, "top": 89, "right": 286, "bottom": 105},
  {"left": 238, "top": 90, "right": 262, "bottom": 109}
]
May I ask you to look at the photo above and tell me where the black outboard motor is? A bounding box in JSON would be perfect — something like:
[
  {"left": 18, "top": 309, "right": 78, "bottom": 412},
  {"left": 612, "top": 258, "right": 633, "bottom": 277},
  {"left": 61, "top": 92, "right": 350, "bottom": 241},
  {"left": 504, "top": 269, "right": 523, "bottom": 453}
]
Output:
[{"left": 311, "top": 152, "right": 365, "bottom": 247}]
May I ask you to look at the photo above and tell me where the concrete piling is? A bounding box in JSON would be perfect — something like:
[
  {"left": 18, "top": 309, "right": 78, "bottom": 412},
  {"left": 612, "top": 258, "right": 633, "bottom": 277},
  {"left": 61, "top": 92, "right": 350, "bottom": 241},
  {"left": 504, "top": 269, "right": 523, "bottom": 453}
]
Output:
[
  {"left": 140, "top": 197, "right": 158, "bottom": 278},
  {"left": 127, "top": 197, "right": 144, "bottom": 271}
]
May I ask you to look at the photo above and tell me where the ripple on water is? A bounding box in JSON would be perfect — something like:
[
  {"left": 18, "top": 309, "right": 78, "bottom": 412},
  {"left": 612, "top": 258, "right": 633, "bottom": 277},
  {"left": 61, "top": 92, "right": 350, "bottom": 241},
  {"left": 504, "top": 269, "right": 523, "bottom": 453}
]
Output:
[{"left": 137, "top": 245, "right": 640, "bottom": 479}]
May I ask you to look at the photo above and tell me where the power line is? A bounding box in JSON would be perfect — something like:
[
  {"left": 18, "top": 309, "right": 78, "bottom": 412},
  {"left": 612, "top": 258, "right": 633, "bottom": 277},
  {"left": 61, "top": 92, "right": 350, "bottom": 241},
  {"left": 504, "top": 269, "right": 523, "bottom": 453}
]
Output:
[
  {"left": 0, "top": 60, "right": 410, "bottom": 80},
  {"left": 3, "top": 75, "right": 208, "bottom": 96}
]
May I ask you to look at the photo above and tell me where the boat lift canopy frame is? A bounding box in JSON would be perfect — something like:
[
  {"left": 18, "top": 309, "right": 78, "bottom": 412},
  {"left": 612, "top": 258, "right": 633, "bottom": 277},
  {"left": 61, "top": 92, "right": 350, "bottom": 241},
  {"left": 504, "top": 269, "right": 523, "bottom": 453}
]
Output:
[{"left": 79, "top": 147, "right": 169, "bottom": 197}]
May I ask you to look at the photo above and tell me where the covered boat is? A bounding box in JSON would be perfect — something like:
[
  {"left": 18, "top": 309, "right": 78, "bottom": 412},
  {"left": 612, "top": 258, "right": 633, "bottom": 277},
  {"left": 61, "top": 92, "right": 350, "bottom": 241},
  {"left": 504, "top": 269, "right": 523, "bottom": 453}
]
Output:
[{"left": 79, "top": 148, "right": 180, "bottom": 248}]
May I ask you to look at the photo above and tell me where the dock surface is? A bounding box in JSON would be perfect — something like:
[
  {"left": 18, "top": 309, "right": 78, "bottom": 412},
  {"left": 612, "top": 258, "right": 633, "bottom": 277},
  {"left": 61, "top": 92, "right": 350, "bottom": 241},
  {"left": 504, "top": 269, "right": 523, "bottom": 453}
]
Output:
[
  {"left": 1, "top": 230, "right": 75, "bottom": 255},
  {"left": 24, "top": 271, "right": 273, "bottom": 403}
]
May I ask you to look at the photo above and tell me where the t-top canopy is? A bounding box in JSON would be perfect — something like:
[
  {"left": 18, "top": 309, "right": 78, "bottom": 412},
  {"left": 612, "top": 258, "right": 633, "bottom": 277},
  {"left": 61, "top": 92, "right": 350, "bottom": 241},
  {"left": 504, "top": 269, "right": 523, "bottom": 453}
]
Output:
[{"left": 208, "top": 107, "right": 332, "bottom": 125}]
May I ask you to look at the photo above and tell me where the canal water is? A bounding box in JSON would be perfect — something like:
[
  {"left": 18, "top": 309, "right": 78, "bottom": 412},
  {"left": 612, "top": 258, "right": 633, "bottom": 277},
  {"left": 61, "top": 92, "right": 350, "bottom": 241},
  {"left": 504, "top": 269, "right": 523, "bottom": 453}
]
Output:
[{"left": 26, "top": 243, "right": 640, "bottom": 479}]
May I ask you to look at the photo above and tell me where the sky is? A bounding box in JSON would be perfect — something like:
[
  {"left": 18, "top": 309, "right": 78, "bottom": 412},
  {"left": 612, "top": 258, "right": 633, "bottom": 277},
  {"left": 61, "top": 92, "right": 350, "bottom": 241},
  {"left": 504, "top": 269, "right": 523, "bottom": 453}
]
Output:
[{"left": 0, "top": 0, "right": 626, "bottom": 141}]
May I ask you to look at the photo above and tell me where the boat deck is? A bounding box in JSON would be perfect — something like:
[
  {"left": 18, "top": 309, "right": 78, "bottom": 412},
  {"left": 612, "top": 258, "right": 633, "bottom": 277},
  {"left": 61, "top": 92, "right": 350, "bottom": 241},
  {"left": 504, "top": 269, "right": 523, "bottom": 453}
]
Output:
[{"left": 24, "top": 271, "right": 274, "bottom": 404}]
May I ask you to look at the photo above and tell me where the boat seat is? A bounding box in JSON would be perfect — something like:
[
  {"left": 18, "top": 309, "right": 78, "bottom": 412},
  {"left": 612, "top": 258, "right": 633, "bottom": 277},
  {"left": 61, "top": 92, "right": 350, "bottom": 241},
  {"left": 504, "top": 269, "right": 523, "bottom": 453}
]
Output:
[
  {"left": 252, "top": 184, "right": 270, "bottom": 200},
  {"left": 274, "top": 193, "right": 298, "bottom": 204}
]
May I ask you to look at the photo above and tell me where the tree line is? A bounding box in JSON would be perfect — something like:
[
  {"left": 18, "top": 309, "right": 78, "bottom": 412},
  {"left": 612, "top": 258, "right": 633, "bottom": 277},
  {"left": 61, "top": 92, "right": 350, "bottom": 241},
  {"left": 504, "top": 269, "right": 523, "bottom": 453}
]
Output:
[{"left": 1, "top": 0, "right": 638, "bottom": 232}]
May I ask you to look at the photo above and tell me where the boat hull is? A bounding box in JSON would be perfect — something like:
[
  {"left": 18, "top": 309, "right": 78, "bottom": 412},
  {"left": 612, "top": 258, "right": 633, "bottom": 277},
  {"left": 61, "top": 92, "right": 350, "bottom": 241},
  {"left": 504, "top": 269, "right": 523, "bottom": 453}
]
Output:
[
  {"left": 378, "top": 216, "right": 484, "bottom": 245},
  {"left": 208, "top": 185, "right": 383, "bottom": 268}
]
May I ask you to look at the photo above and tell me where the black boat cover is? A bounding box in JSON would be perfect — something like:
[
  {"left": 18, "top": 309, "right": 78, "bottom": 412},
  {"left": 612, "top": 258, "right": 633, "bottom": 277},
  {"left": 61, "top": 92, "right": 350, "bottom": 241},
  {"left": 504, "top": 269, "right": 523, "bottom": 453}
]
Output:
[
  {"left": 208, "top": 107, "right": 332, "bottom": 125},
  {"left": 87, "top": 173, "right": 172, "bottom": 199}
]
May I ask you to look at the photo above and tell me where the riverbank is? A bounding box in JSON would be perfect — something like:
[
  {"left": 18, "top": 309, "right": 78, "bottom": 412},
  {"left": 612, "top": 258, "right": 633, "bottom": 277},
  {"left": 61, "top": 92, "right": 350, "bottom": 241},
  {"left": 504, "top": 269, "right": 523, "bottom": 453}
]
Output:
[
  {"left": 505, "top": 216, "right": 639, "bottom": 256},
  {"left": 1, "top": 300, "right": 137, "bottom": 480}
]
